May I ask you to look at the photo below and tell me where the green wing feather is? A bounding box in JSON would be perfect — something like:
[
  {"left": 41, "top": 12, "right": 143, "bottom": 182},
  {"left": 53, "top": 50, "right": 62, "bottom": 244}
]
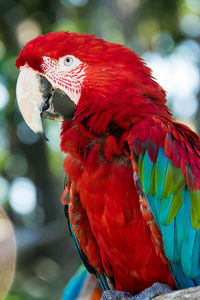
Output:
[{"left": 129, "top": 118, "right": 200, "bottom": 286}]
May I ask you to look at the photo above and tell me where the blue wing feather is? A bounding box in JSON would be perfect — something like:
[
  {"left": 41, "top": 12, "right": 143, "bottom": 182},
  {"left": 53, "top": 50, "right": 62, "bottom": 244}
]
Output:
[
  {"left": 160, "top": 193, "right": 173, "bottom": 225},
  {"left": 134, "top": 145, "right": 200, "bottom": 289},
  {"left": 155, "top": 148, "right": 168, "bottom": 198},
  {"left": 146, "top": 195, "right": 160, "bottom": 226},
  {"left": 62, "top": 266, "right": 88, "bottom": 300},
  {"left": 160, "top": 218, "right": 176, "bottom": 262},
  {"left": 169, "top": 263, "right": 195, "bottom": 289},
  {"left": 142, "top": 151, "right": 154, "bottom": 194}
]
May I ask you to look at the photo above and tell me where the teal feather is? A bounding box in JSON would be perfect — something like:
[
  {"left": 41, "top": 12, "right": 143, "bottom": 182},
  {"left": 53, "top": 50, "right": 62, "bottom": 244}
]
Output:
[
  {"left": 130, "top": 119, "right": 200, "bottom": 292},
  {"left": 175, "top": 193, "right": 187, "bottom": 259},
  {"left": 62, "top": 266, "right": 88, "bottom": 300},
  {"left": 187, "top": 231, "right": 200, "bottom": 278},
  {"left": 132, "top": 136, "right": 200, "bottom": 289},
  {"left": 194, "top": 273, "right": 200, "bottom": 285},
  {"left": 142, "top": 151, "right": 154, "bottom": 194},
  {"left": 170, "top": 263, "right": 195, "bottom": 289},
  {"left": 160, "top": 219, "right": 175, "bottom": 262},
  {"left": 98, "top": 274, "right": 109, "bottom": 291},
  {"left": 160, "top": 193, "right": 173, "bottom": 225},
  {"left": 180, "top": 191, "right": 200, "bottom": 278},
  {"left": 147, "top": 195, "right": 160, "bottom": 226},
  {"left": 155, "top": 148, "right": 168, "bottom": 198}
]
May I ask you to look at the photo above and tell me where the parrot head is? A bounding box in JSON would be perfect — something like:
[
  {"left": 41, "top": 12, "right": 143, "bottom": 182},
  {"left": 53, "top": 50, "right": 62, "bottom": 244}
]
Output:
[{"left": 16, "top": 31, "right": 169, "bottom": 137}]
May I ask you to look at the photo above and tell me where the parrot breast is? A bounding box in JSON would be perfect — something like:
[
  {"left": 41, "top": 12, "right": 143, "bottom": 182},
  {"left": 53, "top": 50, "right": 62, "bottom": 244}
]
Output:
[{"left": 60, "top": 121, "right": 176, "bottom": 294}]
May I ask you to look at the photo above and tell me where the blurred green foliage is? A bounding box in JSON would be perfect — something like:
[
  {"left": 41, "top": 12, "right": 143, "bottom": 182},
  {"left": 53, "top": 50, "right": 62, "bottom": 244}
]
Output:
[{"left": 0, "top": 0, "right": 199, "bottom": 299}]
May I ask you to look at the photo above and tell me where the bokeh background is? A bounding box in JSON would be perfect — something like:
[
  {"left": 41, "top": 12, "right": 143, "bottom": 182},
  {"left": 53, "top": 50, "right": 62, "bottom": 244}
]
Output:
[{"left": 0, "top": 0, "right": 199, "bottom": 299}]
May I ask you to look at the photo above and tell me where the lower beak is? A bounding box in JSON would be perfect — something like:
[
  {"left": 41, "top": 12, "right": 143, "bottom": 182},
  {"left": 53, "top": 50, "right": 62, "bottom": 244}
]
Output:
[{"left": 16, "top": 68, "right": 76, "bottom": 140}]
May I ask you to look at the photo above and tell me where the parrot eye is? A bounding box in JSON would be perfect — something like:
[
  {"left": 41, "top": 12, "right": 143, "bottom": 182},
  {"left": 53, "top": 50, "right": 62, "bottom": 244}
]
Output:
[
  {"left": 64, "top": 56, "right": 73, "bottom": 66},
  {"left": 58, "top": 55, "right": 83, "bottom": 72}
]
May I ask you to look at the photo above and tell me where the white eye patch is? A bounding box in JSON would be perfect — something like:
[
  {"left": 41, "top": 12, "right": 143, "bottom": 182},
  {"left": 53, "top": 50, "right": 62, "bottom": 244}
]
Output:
[{"left": 41, "top": 55, "right": 87, "bottom": 105}]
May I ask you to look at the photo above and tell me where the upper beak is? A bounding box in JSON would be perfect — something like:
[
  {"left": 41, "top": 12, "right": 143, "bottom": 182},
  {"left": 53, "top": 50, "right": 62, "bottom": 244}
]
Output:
[{"left": 16, "top": 67, "right": 76, "bottom": 140}]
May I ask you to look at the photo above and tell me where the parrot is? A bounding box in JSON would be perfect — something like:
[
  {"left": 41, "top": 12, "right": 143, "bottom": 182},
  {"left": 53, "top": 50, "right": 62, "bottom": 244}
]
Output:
[{"left": 15, "top": 31, "right": 200, "bottom": 299}]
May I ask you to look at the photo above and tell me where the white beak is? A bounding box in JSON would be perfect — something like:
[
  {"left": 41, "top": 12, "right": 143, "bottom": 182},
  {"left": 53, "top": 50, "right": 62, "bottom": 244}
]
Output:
[
  {"left": 16, "top": 67, "right": 44, "bottom": 136},
  {"left": 16, "top": 67, "right": 76, "bottom": 140}
]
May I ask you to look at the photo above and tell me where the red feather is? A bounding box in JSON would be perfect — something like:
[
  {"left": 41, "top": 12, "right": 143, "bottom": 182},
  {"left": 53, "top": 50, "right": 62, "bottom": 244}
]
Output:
[{"left": 60, "top": 121, "right": 176, "bottom": 294}]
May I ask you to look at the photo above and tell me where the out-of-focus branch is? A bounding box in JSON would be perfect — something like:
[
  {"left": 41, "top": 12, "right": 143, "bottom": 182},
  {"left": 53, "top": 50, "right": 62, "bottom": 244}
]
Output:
[{"left": 154, "top": 286, "right": 200, "bottom": 299}]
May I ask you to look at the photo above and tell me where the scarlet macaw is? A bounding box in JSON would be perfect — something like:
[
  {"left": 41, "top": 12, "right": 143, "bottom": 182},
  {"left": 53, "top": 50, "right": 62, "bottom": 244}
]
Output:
[{"left": 16, "top": 32, "right": 200, "bottom": 299}]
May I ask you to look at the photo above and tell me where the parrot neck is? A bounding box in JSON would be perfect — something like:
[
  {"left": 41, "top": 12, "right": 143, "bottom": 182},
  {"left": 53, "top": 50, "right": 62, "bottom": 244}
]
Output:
[
  {"left": 73, "top": 60, "right": 174, "bottom": 135},
  {"left": 74, "top": 95, "right": 173, "bottom": 136}
]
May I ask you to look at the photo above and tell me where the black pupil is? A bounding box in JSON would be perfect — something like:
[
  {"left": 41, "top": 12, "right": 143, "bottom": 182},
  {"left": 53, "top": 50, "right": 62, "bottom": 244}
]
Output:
[{"left": 66, "top": 58, "right": 70, "bottom": 63}]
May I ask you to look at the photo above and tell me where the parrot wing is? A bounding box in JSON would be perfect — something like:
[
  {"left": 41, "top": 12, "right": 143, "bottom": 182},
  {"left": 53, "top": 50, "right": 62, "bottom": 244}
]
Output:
[
  {"left": 62, "top": 174, "right": 109, "bottom": 291},
  {"left": 129, "top": 116, "right": 200, "bottom": 289}
]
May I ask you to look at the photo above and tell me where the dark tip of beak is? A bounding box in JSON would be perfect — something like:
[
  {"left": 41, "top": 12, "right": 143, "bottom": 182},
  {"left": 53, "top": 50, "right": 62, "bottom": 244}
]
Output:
[{"left": 38, "top": 131, "right": 49, "bottom": 142}]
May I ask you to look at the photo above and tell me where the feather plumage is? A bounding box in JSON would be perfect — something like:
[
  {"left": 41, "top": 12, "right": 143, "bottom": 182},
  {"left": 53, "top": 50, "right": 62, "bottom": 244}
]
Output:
[
  {"left": 60, "top": 121, "right": 175, "bottom": 294},
  {"left": 129, "top": 116, "right": 200, "bottom": 287}
]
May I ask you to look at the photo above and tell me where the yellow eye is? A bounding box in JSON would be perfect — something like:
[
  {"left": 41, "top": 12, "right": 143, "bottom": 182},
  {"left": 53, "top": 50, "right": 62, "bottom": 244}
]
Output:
[{"left": 64, "top": 56, "right": 73, "bottom": 66}]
